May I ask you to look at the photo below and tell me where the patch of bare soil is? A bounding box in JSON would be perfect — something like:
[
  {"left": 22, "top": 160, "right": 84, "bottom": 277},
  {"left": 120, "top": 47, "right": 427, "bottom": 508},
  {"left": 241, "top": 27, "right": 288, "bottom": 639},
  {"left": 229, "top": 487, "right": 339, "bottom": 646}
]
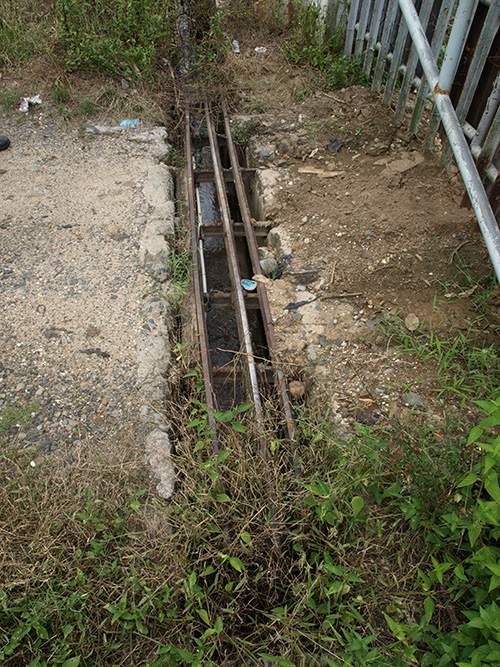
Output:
[{"left": 224, "top": 40, "right": 498, "bottom": 429}]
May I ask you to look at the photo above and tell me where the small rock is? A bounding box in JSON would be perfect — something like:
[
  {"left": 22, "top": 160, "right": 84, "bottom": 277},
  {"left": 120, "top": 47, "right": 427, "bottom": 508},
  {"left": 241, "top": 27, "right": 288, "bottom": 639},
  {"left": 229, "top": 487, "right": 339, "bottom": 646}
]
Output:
[
  {"left": 365, "top": 318, "right": 380, "bottom": 329},
  {"left": 405, "top": 313, "right": 420, "bottom": 331},
  {"left": 288, "top": 380, "right": 305, "bottom": 400},
  {"left": 260, "top": 257, "right": 278, "bottom": 277},
  {"left": 402, "top": 391, "right": 425, "bottom": 407}
]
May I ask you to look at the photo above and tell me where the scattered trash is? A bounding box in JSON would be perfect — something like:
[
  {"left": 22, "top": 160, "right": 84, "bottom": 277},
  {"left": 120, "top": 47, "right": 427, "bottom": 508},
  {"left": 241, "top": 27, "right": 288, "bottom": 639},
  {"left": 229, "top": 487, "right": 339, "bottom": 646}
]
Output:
[
  {"left": 232, "top": 40, "right": 240, "bottom": 54},
  {"left": 325, "top": 137, "right": 342, "bottom": 153},
  {"left": 19, "top": 94, "right": 42, "bottom": 113},
  {"left": 308, "top": 148, "right": 320, "bottom": 159},
  {"left": 241, "top": 279, "right": 257, "bottom": 292},
  {"left": 284, "top": 295, "right": 321, "bottom": 311},
  {"left": 254, "top": 47, "right": 267, "bottom": 54},
  {"left": 120, "top": 119, "right": 141, "bottom": 128}
]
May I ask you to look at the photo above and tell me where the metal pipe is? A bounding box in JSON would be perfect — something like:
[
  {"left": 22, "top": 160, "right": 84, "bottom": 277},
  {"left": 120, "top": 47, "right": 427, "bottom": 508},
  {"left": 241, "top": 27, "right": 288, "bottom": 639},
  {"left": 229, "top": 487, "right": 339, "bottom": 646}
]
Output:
[
  {"left": 398, "top": 0, "right": 500, "bottom": 283},
  {"left": 203, "top": 100, "right": 265, "bottom": 431},
  {"left": 195, "top": 186, "right": 208, "bottom": 294},
  {"left": 221, "top": 100, "right": 299, "bottom": 471},
  {"left": 438, "top": 0, "right": 479, "bottom": 93},
  {"left": 185, "top": 105, "right": 219, "bottom": 451},
  {"left": 471, "top": 71, "right": 500, "bottom": 156}
]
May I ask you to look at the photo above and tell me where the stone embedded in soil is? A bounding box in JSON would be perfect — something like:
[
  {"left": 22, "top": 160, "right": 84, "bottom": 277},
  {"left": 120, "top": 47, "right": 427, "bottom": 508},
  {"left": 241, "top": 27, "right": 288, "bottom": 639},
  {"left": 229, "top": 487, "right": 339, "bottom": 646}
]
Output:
[
  {"left": 288, "top": 380, "right": 305, "bottom": 400},
  {"left": 402, "top": 391, "right": 425, "bottom": 408}
]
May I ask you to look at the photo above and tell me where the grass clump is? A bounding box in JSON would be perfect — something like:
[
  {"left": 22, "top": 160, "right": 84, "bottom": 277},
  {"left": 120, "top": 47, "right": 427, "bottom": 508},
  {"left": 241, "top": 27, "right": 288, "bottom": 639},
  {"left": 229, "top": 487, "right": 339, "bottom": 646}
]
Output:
[
  {"left": 284, "top": 0, "right": 365, "bottom": 89},
  {"left": 0, "top": 0, "right": 53, "bottom": 67},
  {"left": 55, "top": 0, "right": 176, "bottom": 81}
]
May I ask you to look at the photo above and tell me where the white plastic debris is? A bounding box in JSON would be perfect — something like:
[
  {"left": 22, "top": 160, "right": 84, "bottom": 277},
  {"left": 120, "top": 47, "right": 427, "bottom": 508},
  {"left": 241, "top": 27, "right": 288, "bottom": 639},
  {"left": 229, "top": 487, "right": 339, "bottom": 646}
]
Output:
[
  {"left": 232, "top": 40, "right": 240, "bottom": 54},
  {"left": 19, "top": 94, "right": 42, "bottom": 112},
  {"left": 254, "top": 47, "right": 267, "bottom": 54}
]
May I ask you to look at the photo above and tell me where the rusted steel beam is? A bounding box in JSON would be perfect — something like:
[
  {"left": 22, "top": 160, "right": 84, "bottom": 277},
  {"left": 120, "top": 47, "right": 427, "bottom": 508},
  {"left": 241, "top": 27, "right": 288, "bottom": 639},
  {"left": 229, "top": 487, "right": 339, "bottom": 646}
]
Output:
[
  {"left": 202, "top": 222, "right": 269, "bottom": 237},
  {"left": 221, "top": 101, "right": 299, "bottom": 468},
  {"left": 195, "top": 168, "right": 256, "bottom": 183},
  {"left": 185, "top": 105, "right": 219, "bottom": 452},
  {"left": 203, "top": 100, "right": 265, "bottom": 432},
  {"left": 207, "top": 290, "right": 260, "bottom": 308},
  {"left": 212, "top": 365, "right": 275, "bottom": 383}
]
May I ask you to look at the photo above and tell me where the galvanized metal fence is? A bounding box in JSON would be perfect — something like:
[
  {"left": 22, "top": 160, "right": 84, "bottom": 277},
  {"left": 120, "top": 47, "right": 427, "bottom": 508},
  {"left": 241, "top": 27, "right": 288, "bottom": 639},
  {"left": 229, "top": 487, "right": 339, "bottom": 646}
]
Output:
[{"left": 326, "top": 0, "right": 500, "bottom": 282}]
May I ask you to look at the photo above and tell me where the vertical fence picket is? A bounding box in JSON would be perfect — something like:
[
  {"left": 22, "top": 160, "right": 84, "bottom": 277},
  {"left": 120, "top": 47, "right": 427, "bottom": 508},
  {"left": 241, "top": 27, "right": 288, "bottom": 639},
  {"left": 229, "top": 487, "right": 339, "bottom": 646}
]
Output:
[
  {"left": 372, "top": 0, "right": 399, "bottom": 91},
  {"left": 395, "top": 0, "right": 435, "bottom": 118},
  {"left": 424, "top": 0, "right": 479, "bottom": 148},
  {"left": 441, "top": 2, "right": 500, "bottom": 166},
  {"left": 345, "top": 0, "right": 361, "bottom": 55},
  {"left": 382, "top": 10, "right": 409, "bottom": 106},
  {"left": 409, "top": 0, "right": 456, "bottom": 134},
  {"left": 456, "top": 3, "right": 500, "bottom": 124},
  {"left": 363, "top": 0, "right": 388, "bottom": 79},
  {"left": 471, "top": 71, "right": 500, "bottom": 160},
  {"left": 355, "top": 0, "right": 374, "bottom": 56},
  {"left": 481, "top": 106, "right": 500, "bottom": 165}
]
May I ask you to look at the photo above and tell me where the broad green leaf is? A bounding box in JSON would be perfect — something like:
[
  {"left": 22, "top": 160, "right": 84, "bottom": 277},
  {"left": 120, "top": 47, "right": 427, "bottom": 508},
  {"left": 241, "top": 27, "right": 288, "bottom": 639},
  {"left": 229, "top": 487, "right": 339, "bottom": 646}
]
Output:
[
  {"left": 229, "top": 557, "right": 245, "bottom": 572},
  {"left": 231, "top": 421, "right": 245, "bottom": 433},
  {"left": 187, "top": 418, "right": 205, "bottom": 429},
  {"left": 467, "top": 426, "right": 483, "bottom": 445},
  {"left": 383, "top": 613, "right": 407, "bottom": 641},
  {"left": 457, "top": 472, "right": 479, "bottom": 488},
  {"left": 62, "top": 659, "right": 81, "bottom": 667},
  {"left": 424, "top": 597, "right": 434, "bottom": 623},
  {"left": 197, "top": 609, "right": 210, "bottom": 625},
  {"left": 485, "top": 471, "right": 500, "bottom": 505},
  {"left": 216, "top": 494, "right": 231, "bottom": 503},
  {"left": 216, "top": 449, "right": 232, "bottom": 463},
  {"left": 351, "top": 495, "right": 364, "bottom": 518}
]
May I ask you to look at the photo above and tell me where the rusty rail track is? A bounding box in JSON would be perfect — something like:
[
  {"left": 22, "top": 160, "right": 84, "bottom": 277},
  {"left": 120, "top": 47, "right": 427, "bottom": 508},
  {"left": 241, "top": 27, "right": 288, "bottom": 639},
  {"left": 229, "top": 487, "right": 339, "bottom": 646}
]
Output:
[{"left": 184, "top": 100, "right": 298, "bottom": 470}]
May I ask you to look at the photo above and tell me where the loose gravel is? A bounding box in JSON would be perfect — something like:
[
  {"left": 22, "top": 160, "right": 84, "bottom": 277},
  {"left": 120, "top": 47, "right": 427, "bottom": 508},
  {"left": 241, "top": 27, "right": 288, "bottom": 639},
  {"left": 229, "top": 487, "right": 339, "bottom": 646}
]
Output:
[{"left": 0, "top": 109, "right": 175, "bottom": 492}]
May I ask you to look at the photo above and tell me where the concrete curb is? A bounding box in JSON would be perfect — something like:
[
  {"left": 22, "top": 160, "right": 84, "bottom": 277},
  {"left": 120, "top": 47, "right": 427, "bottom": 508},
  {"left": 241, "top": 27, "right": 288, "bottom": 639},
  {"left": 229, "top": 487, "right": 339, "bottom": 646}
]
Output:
[{"left": 133, "top": 130, "right": 176, "bottom": 499}]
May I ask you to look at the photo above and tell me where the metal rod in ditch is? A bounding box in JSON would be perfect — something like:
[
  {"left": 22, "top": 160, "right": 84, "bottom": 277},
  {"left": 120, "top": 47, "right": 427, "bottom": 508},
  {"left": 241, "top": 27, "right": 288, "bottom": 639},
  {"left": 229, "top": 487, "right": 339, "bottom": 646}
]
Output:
[
  {"left": 195, "top": 186, "right": 208, "bottom": 294},
  {"left": 185, "top": 105, "right": 218, "bottom": 452},
  {"left": 221, "top": 100, "right": 299, "bottom": 470},
  {"left": 203, "top": 100, "right": 265, "bottom": 433}
]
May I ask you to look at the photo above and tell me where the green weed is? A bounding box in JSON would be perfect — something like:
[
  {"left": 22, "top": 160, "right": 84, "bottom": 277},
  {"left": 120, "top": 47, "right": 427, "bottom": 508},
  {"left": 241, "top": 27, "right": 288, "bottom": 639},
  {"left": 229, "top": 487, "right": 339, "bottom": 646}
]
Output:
[
  {"left": 0, "top": 400, "right": 39, "bottom": 445},
  {"left": 0, "top": 0, "right": 52, "bottom": 67},
  {"left": 285, "top": 0, "right": 365, "bottom": 90},
  {"left": 55, "top": 0, "right": 175, "bottom": 81},
  {"left": 167, "top": 249, "right": 192, "bottom": 314},
  {"left": 378, "top": 313, "right": 500, "bottom": 403}
]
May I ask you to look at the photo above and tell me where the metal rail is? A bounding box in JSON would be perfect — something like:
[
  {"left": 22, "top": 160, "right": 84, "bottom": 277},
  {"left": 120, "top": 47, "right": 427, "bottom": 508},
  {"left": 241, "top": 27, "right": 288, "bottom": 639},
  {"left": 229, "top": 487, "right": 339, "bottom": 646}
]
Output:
[
  {"left": 185, "top": 105, "right": 219, "bottom": 453},
  {"left": 221, "top": 101, "right": 299, "bottom": 469},
  {"left": 203, "top": 99, "right": 266, "bottom": 436}
]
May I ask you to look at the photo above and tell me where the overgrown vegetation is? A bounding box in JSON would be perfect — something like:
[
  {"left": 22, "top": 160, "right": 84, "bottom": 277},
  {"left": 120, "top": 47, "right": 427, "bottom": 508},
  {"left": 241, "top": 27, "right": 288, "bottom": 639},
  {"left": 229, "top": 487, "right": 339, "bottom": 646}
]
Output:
[
  {"left": 2, "top": 362, "right": 500, "bottom": 664},
  {"left": 284, "top": 0, "right": 365, "bottom": 89}
]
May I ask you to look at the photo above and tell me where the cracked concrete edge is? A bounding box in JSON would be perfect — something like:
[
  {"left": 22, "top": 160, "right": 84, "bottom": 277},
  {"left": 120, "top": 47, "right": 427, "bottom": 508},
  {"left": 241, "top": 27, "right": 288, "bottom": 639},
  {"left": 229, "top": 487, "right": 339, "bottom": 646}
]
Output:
[
  {"left": 249, "top": 169, "right": 281, "bottom": 221},
  {"left": 136, "top": 130, "right": 176, "bottom": 499}
]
